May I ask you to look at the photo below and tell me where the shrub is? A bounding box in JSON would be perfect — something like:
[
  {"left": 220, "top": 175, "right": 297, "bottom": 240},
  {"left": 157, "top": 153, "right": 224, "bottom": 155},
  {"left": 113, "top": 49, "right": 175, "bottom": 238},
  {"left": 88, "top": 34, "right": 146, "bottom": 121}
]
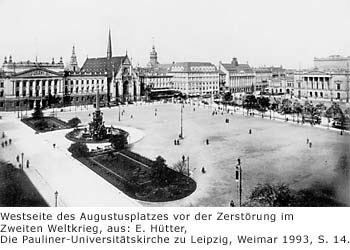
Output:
[
  {"left": 67, "top": 117, "right": 81, "bottom": 128},
  {"left": 109, "top": 133, "right": 128, "bottom": 150},
  {"left": 68, "top": 142, "right": 90, "bottom": 158},
  {"left": 32, "top": 104, "right": 43, "bottom": 120},
  {"left": 34, "top": 120, "right": 49, "bottom": 131}
]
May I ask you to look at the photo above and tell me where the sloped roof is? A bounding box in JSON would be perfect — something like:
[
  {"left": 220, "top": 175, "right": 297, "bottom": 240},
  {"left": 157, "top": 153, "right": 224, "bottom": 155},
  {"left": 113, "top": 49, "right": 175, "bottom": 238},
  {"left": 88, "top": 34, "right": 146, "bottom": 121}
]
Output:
[
  {"left": 169, "top": 62, "right": 217, "bottom": 73},
  {"left": 221, "top": 63, "right": 253, "bottom": 73},
  {"left": 80, "top": 56, "right": 126, "bottom": 74}
]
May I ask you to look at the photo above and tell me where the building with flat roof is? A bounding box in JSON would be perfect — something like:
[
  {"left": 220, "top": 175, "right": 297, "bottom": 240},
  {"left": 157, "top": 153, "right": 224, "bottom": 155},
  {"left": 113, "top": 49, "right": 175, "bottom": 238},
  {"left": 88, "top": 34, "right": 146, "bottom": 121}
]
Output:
[
  {"left": 168, "top": 62, "right": 219, "bottom": 97},
  {"left": 314, "top": 55, "right": 350, "bottom": 72}
]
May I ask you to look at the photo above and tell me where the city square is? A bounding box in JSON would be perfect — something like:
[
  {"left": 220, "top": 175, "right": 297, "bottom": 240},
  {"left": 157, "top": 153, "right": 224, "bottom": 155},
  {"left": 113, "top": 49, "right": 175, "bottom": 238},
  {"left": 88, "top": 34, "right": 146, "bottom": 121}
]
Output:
[{"left": 1, "top": 98, "right": 348, "bottom": 207}]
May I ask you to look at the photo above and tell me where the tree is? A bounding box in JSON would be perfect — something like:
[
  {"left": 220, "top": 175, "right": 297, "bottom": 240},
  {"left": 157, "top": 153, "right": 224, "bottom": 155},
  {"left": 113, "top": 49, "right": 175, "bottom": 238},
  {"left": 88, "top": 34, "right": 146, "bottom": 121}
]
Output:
[
  {"left": 257, "top": 96, "right": 270, "bottom": 114},
  {"left": 247, "top": 183, "right": 293, "bottom": 207},
  {"left": 67, "top": 117, "right": 81, "bottom": 128},
  {"left": 223, "top": 92, "right": 233, "bottom": 102},
  {"left": 152, "top": 156, "right": 168, "bottom": 186},
  {"left": 68, "top": 142, "right": 90, "bottom": 158},
  {"left": 243, "top": 95, "right": 257, "bottom": 115},
  {"left": 32, "top": 103, "right": 43, "bottom": 120},
  {"left": 292, "top": 101, "right": 303, "bottom": 122},
  {"left": 173, "top": 160, "right": 188, "bottom": 176},
  {"left": 109, "top": 133, "right": 128, "bottom": 150}
]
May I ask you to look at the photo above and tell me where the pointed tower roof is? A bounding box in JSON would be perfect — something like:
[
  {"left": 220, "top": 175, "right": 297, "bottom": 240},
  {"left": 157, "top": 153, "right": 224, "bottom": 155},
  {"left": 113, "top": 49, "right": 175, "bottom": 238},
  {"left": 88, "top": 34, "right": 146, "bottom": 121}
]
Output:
[
  {"left": 68, "top": 45, "right": 79, "bottom": 72},
  {"left": 107, "top": 29, "right": 112, "bottom": 59}
]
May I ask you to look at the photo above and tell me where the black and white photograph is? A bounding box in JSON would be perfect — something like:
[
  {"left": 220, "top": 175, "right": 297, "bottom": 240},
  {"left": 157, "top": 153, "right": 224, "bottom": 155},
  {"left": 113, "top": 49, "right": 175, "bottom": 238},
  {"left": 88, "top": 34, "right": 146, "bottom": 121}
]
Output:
[{"left": 0, "top": 0, "right": 349, "bottom": 208}]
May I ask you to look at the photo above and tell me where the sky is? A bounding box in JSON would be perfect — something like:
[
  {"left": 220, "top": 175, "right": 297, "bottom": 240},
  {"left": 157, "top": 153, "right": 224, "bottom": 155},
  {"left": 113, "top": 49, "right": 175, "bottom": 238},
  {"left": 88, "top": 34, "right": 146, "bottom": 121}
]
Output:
[{"left": 0, "top": 0, "right": 349, "bottom": 69}]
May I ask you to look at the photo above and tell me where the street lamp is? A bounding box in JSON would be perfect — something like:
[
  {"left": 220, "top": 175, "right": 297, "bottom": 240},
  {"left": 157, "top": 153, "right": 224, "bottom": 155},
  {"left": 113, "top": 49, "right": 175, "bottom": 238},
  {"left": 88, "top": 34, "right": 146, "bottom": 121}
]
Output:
[
  {"left": 118, "top": 104, "right": 121, "bottom": 122},
  {"left": 180, "top": 104, "right": 184, "bottom": 139},
  {"left": 235, "top": 158, "right": 242, "bottom": 207},
  {"left": 54, "top": 191, "right": 58, "bottom": 207},
  {"left": 21, "top": 153, "right": 24, "bottom": 171}
]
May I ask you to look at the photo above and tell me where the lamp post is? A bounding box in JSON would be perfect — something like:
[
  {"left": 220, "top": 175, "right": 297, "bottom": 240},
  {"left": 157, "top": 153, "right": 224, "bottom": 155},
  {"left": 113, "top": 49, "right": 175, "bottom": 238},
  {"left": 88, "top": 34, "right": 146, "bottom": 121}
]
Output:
[
  {"left": 54, "top": 191, "right": 58, "bottom": 207},
  {"left": 235, "top": 158, "right": 242, "bottom": 207},
  {"left": 21, "top": 152, "right": 24, "bottom": 171},
  {"left": 180, "top": 104, "right": 184, "bottom": 139},
  {"left": 118, "top": 103, "right": 121, "bottom": 122}
]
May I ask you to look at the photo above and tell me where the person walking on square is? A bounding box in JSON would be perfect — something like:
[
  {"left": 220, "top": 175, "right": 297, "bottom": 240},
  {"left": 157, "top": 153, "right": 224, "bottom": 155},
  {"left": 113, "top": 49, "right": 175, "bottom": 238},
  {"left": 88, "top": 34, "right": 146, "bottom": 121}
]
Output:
[
  {"left": 53, "top": 143, "right": 56, "bottom": 148},
  {"left": 230, "top": 200, "right": 235, "bottom": 207},
  {"left": 16, "top": 155, "right": 19, "bottom": 162},
  {"left": 306, "top": 138, "right": 309, "bottom": 144},
  {"left": 26, "top": 160, "right": 30, "bottom": 168},
  {"left": 201, "top": 167, "right": 206, "bottom": 174},
  {"left": 309, "top": 142, "right": 312, "bottom": 148},
  {"left": 9, "top": 139, "right": 11, "bottom": 144}
]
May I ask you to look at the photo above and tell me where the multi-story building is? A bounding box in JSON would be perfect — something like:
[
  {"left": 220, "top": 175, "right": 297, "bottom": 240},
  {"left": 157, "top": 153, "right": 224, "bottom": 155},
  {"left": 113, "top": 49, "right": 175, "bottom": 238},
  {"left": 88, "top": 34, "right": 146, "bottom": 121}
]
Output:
[
  {"left": 314, "top": 55, "right": 350, "bottom": 72},
  {"left": 0, "top": 30, "right": 141, "bottom": 111},
  {"left": 168, "top": 62, "right": 219, "bottom": 97},
  {"left": 219, "top": 58, "right": 255, "bottom": 94},
  {"left": 138, "top": 44, "right": 173, "bottom": 93},
  {"left": 294, "top": 70, "right": 350, "bottom": 102}
]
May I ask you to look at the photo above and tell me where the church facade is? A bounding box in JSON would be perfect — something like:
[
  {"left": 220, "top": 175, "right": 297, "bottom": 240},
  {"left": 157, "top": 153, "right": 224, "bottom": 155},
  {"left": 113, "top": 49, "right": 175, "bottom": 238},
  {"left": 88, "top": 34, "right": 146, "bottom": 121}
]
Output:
[{"left": 0, "top": 30, "right": 141, "bottom": 111}]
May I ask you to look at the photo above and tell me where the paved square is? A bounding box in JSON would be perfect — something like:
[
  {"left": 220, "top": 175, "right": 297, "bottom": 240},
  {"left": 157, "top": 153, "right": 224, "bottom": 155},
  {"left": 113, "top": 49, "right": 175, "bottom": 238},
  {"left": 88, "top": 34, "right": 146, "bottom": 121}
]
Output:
[{"left": 57, "top": 103, "right": 350, "bottom": 206}]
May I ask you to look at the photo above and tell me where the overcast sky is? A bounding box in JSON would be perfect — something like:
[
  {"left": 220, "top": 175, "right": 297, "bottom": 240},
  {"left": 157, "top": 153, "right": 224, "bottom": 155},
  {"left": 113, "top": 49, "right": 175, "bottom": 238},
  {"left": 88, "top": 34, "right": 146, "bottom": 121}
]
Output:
[{"left": 0, "top": 0, "right": 349, "bottom": 69}]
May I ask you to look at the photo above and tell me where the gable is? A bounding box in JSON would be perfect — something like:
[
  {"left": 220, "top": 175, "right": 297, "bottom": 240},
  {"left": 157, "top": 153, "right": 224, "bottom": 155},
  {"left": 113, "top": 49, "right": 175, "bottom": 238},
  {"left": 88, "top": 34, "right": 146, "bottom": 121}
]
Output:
[
  {"left": 123, "top": 56, "right": 131, "bottom": 65},
  {"left": 13, "top": 68, "right": 62, "bottom": 78}
]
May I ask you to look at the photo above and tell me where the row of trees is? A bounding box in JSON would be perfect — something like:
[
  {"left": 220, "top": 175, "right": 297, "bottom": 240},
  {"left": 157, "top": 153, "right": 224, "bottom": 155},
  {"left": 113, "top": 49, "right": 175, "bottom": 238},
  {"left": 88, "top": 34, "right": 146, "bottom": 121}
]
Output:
[{"left": 235, "top": 94, "right": 349, "bottom": 128}]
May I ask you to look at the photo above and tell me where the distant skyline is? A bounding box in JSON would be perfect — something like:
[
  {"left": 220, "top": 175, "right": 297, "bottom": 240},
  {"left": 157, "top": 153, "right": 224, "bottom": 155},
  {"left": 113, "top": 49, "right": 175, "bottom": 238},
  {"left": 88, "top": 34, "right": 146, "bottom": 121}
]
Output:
[{"left": 0, "top": 0, "right": 349, "bottom": 69}]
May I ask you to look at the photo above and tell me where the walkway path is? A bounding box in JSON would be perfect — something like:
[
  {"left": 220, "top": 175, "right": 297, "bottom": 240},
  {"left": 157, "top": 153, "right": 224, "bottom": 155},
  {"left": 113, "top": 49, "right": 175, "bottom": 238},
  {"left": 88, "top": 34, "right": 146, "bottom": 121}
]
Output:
[{"left": 0, "top": 112, "right": 141, "bottom": 207}]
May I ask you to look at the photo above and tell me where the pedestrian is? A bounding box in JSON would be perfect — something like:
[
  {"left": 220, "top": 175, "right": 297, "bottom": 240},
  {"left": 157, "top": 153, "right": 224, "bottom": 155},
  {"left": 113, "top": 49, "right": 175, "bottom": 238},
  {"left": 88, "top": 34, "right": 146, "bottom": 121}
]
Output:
[
  {"left": 206, "top": 139, "right": 209, "bottom": 145},
  {"left": 201, "top": 167, "right": 206, "bottom": 174},
  {"left": 249, "top": 129, "right": 252, "bottom": 134},
  {"left": 1, "top": 142, "right": 4, "bottom": 148},
  {"left": 53, "top": 143, "right": 56, "bottom": 148},
  {"left": 9, "top": 139, "right": 11, "bottom": 144},
  {"left": 306, "top": 138, "right": 309, "bottom": 144},
  {"left": 130, "top": 115, "right": 133, "bottom": 119},
  {"left": 340, "top": 130, "right": 343, "bottom": 135},
  {"left": 309, "top": 142, "right": 312, "bottom": 148},
  {"left": 26, "top": 159, "right": 30, "bottom": 168},
  {"left": 4, "top": 140, "right": 7, "bottom": 146},
  {"left": 16, "top": 155, "right": 19, "bottom": 162},
  {"left": 230, "top": 200, "right": 235, "bottom": 207},
  {"left": 2, "top": 132, "right": 5, "bottom": 138},
  {"left": 177, "top": 139, "right": 180, "bottom": 145},
  {"left": 174, "top": 139, "right": 177, "bottom": 146}
]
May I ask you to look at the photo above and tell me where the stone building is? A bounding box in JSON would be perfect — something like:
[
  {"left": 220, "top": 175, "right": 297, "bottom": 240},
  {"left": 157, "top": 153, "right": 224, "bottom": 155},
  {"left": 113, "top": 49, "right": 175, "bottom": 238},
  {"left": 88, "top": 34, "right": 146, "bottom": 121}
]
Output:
[
  {"left": 219, "top": 58, "right": 255, "bottom": 94},
  {"left": 314, "top": 55, "right": 350, "bottom": 72},
  {"left": 168, "top": 62, "right": 219, "bottom": 97},
  {"left": 0, "top": 30, "right": 141, "bottom": 111},
  {"left": 294, "top": 70, "right": 349, "bottom": 102}
]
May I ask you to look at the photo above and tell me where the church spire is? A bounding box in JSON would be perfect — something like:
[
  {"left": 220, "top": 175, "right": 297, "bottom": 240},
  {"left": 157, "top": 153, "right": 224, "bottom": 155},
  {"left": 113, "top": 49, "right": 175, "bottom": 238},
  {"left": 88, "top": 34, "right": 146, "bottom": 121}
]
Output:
[
  {"left": 68, "top": 45, "right": 79, "bottom": 72},
  {"left": 107, "top": 29, "right": 112, "bottom": 59}
]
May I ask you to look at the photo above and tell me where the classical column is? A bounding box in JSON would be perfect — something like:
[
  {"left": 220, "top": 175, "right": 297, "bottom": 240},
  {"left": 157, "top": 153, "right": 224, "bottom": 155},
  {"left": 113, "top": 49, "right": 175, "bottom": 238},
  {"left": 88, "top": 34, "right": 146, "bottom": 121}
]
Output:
[
  {"left": 39, "top": 80, "right": 43, "bottom": 96},
  {"left": 33, "top": 80, "right": 37, "bottom": 97},
  {"left": 26, "top": 81, "right": 30, "bottom": 96},
  {"left": 45, "top": 80, "right": 49, "bottom": 96},
  {"left": 19, "top": 81, "right": 23, "bottom": 97},
  {"left": 51, "top": 80, "right": 55, "bottom": 95}
]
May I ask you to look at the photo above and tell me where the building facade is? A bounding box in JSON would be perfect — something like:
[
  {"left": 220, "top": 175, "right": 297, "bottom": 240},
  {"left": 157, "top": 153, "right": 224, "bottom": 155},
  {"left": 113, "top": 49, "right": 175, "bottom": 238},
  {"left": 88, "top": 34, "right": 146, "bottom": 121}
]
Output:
[
  {"left": 314, "top": 55, "right": 350, "bottom": 72},
  {"left": 0, "top": 30, "right": 141, "bottom": 111},
  {"left": 219, "top": 58, "right": 255, "bottom": 94},
  {"left": 168, "top": 62, "right": 219, "bottom": 97},
  {"left": 294, "top": 70, "right": 350, "bottom": 102}
]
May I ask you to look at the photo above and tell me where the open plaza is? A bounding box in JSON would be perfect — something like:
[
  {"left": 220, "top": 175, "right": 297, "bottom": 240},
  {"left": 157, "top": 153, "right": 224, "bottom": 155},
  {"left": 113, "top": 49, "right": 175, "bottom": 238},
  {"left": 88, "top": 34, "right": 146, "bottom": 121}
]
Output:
[{"left": 0, "top": 100, "right": 348, "bottom": 207}]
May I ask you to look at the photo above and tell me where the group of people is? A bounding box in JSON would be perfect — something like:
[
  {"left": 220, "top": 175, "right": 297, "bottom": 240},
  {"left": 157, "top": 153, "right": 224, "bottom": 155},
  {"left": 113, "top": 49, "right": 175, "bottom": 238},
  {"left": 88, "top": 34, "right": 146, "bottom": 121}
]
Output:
[
  {"left": 1, "top": 132, "right": 12, "bottom": 148},
  {"left": 306, "top": 138, "right": 312, "bottom": 148}
]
